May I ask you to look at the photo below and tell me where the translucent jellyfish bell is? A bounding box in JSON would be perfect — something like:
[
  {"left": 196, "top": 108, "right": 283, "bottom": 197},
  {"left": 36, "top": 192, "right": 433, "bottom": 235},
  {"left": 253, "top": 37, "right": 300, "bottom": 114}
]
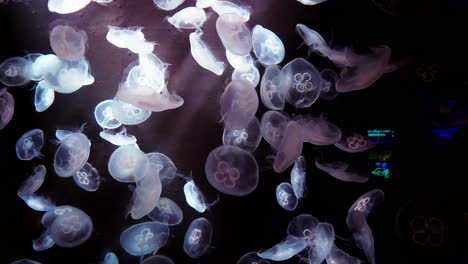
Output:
[
  {"left": 252, "top": 25, "right": 285, "bottom": 66},
  {"left": 279, "top": 58, "right": 322, "bottom": 108},
  {"left": 334, "top": 132, "right": 375, "bottom": 153},
  {"left": 48, "top": 0, "right": 112, "bottom": 14},
  {"left": 106, "top": 26, "right": 155, "bottom": 54},
  {"left": 216, "top": 13, "right": 252, "bottom": 56},
  {"left": 50, "top": 24, "right": 87, "bottom": 62},
  {"left": 237, "top": 252, "right": 271, "bottom": 264},
  {"left": 153, "top": 0, "right": 185, "bottom": 11},
  {"left": 72, "top": 162, "right": 100, "bottom": 192},
  {"left": 29, "top": 54, "right": 62, "bottom": 83},
  {"left": 326, "top": 245, "right": 363, "bottom": 264},
  {"left": 290, "top": 156, "right": 307, "bottom": 199},
  {"left": 212, "top": 1, "right": 251, "bottom": 22},
  {"left": 17, "top": 165, "right": 47, "bottom": 197},
  {"left": 11, "top": 259, "right": 42, "bottom": 264},
  {"left": 46, "top": 205, "right": 93, "bottom": 247},
  {"left": 205, "top": 145, "right": 259, "bottom": 196},
  {"left": 222, "top": 117, "right": 262, "bottom": 152},
  {"left": 20, "top": 193, "right": 55, "bottom": 212},
  {"left": 16, "top": 129, "right": 44, "bottom": 160},
  {"left": 166, "top": 7, "right": 207, "bottom": 30},
  {"left": 196, "top": 0, "right": 217, "bottom": 8},
  {"left": 231, "top": 64, "right": 260, "bottom": 88},
  {"left": 108, "top": 145, "right": 149, "bottom": 182},
  {"left": 40, "top": 57, "right": 94, "bottom": 94},
  {"left": 103, "top": 252, "right": 119, "bottom": 264},
  {"left": 294, "top": 115, "right": 342, "bottom": 145},
  {"left": 319, "top": 69, "right": 339, "bottom": 101},
  {"left": 142, "top": 255, "right": 175, "bottom": 264},
  {"left": 24, "top": 53, "right": 46, "bottom": 81},
  {"left": 183, "top": 178, "right": 213, "bottom": 213},
  {"left": 296, "top": 0, "right": 328, "bottom": 5},
  {"left": 225, "top": 50, "right": 254, "bottom": 69},
  {"left": 260, "top": 110, "right": 290, "bottom": 150},
  {"left": 189, "top": 30, "right": 226, "bottom": 76},
  {"left": 307, "top": 222, "right": 335, "bottom": 264},
  {"left": 34, "top": 81, "right": 55, "bottom": 112},
  {"left": 120, "top": 222, "right": 169, "bottom": 256},
  {"left": 0, "top": 88, "right": 14, "bottom": 130},
  {"left": 147, "top": 197, "right": 183, "bottom": 226},
  {"left": 0, "top": 57, "right": 32, "bottom": 87},
  {"left": 273, "top": 121, "right": 303, "bottom": 173},
  {"left": 146, "top": 152, "right": 177, "bottom": 186},
  {"left": 220, "top": 80, "right": 258, "bottom": 130},
  {"left": 33, "top": 229, "right": 55, "bottom": 251},
  {"left": 100, "top": 127, "right": 137, "bottom": 146},
  {"left": 276, "top": 182, "right": 298, "bottom": 211},
  {"left": 287, "top": 214, "right": 319, "bottom": 241},
  {"left": 111, "top": 99, "right": 151, "bottom": 125},
  {"left": 315, "top": 160, "right": 369, "bottom": 183},
  {"left": 183, "top": 217, "right": 212, "bottom": 258},
  {"left": 54, "top": 130, "right": 90, "bottom": 177},
  {"left": 94, "top": 100, "right": 122, "bottom": 129},
  {"left": 257, "top": 235, "right": 307, "bottom": 261},
  {"left": 260, "top": 65, "right": 285, "bottom": 110}
]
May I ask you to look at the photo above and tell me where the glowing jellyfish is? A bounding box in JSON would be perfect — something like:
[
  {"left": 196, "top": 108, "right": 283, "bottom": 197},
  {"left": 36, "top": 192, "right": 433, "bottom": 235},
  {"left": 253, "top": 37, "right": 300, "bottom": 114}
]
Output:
[
  {"left": 287, "top": 214, "right": 319, "bottom": 241},
  {"left": 319, "top": 69, "right": 339, "bottom": 101},
  {"left": 237, "top": 252, "right": 271, "bottom": 264},
  {"left": 290, "top": 156, "right": 307, "bottom": 199},
  {"left": 315, "top": 160, "right": 369, "bottom": 183},
  {"left": 94, "top": 100, "right": 122, "bottom": 129},
  {"left": 111, "top": 99, "right": 151, "bottom": 125},
  {"left": 103, "top": 252, "right": 119, "bottom": 264},
  {"left": 326, "top": 245, "right": 363, "bottom": 264},
  {"left": 55, "top": 129, "right": 73, "bottom": 141},
  {"left": 142, "top": 255, "right": 175, "bottom": 264},
  {"left": 220, "top": 80, "right": 258, "bottom": 130},
  {"left": 54, "top": 128, "right": 90, "bottom": 177},
  {"left": 153, "top": 0, "right": 185, "bottom": 10},
  {"left": 17, "top": 165, "right": 46, "bottom": 197},
  {"left": 0, "top": 57, "right": 32, "bottom": 87},
  {"left": 347, "top": 189, "right": 384, "bottom": 264},
  {"left": 183, "top": 217, "right": 212, "bottom": 258},
  {"left": 48, "top": 0, "right": 113, "bottom": 14},
  {"left": 260, "top": 65, "right": 284, "bottom": 110},
  {"left": 252, "top": 25, "right": 285, "bottom": 65},
  {"left": 72, "top": 162, "right": 100, "bottom": 192},
  {"left": 0, "top": 88, "right": 14, "bottom": 130},
  {"left": 29, "top": 54, "right": 61, "bottom": 83},
  {"left": 296, "top": 0, "right": 328, "bottom": 5},
  {"left": 183, "top": 178, "right": 214, "bottom": 213},
  {"left": 120, "top": 222, "right": 169, "bottom": 256},
  {"left": 49, "top": 24, "right": 87, "bottom": 62},
  {"left": 106, "top": 26, "right": 155, "bottom": 54},
  {"left": 100, "top": 127, "right": 137, "bottom": 146},
  {"left": 20, "top": 193, "right": 55, "bottom": 212},
  {"left": 189, "top": 30, "right": 226, "bottom": 76},
  {"left": 279, "top": 58, "right": 322, "bottom": 108},
  {"left": 226, "top": 50, "right": 254, "bottom": 69},
  {"left": 33, "top": 230, "right": 55, "bottom": 251},
  {"left": 334, "top": 132, "right": 375, "bottom": 153},
  {"left": 147, "top": 197, "right": 183, "bottom": 226},
  {"left": 11, "top": 260, "right": 42, "bottom": 264},
  {"left": 308, "top": 222, "right": 335, "bottom": 264},
  {"left": 146, "top": 152, "right": 177, "bottom": 186},
  {"left": 216, "top": 13, "right": 252, "bottom": 56},
  {"left": 295, "top": 115, "right": 342, "bottom": 145},
  {"left": 196, "top": 0, "right": 217, "bottom": 8},
  {"left": 222, "top": 116, "right": 262, "bottom": 152},
  {"left": 273, "top": 121, "right": 303, "bottom": 173},
  {"left": 24, "top": 53, "right": 48, "bottom": 81},
  {"left": 260, "top": 110, "right": 290, "bottom": 150},
  {"left": 258, "top": 235, "right": 307, "bottom": 261},
  {"left": 212, "top": 1, "right": 251, "bottom": 22},
  {"left": 205, "top": 145, "right": 259, "bottom": 196},
  {"left": 34, "top": 81, "right": 55, "bottom": 112},
  {"left": 108, "top": 144, "right": 149, "bottom": 182},
  {"left": 166, "top": 7, "right": 206, "bottom": 30},
  {"left": 231, "top": 64, "right": 260, "bottom": 87},
  {"left": 276, "top": 182, "right": 298, "bottom": 211},
  {"left": 16, "top": 129, "right": 44, "bottom": 160}
]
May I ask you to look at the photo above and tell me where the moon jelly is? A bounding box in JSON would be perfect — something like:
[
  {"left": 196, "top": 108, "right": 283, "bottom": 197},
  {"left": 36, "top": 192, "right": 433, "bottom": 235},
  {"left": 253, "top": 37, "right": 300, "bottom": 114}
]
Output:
[
  {"left": 273, "top": 121, "right": 303, "bottom": 173},
  {"left": 33, "top": 230, "right": 55, "bottom": 251},
  {"left": 34, "top": 81, "right": 55, "bottom": 112},
  {"left": 257, "top": 235, "right": 307, "bottom": 261},
  {"left": 103, "top": 252, "right": 119, "bottom": 264},
  {"left": 100, "top": 127, "right": 137, "bottom": 146},
  {"left": 94, "top": 100, "right": 122, "bottom": 129},
  {"left": 129, "top": 158, "right": 162, "bottom": 219},
  {"left": 319, "top": 69, "right": 339, "bottom": 101},
  {"left": 220, "top": 80, "right": 258, "bottom": 130},
  {"left": 222, "top": 116, "right": 262, "bottom": 152},
  {"left": 315, "top": 160, "right": 369, "bottom": 183},
  {"left": 108, "top": 144, "right": 149, "bottom": 182},
  {"left": 276, "top": 182, "right": 298, "bottom": 211},
  {"left": 287, "top": 214, "right": 319, "bottom": 241},
  {"left": 48, "top": 0, "right": 112, "bottom": 14},
  {"left": 260, "top": 110, "right": 290, "bottom": 150},
  {"left": 54, "top": 130, "right": 90, "bottom": 177},
  {"left": 334, "top": 132, "right": 375, "bottom": 153},
  {"left": 308, "top": 222, "right": 335, "bottom": 264},
  {"left": 120, "top": 222, "right": 169, "bottom": 256},
  {"left": 147, "top": 197, "right": 183, "bottom": 226},
  {"left": 212, "top": 1, "right": 251, "bottom": 22},
  {"left": 189, "top": 30, "right": 226, "bottom": 76},
  {"left": 196, "top": 0, "right": 216, "bottom": 8},
  {"left": 17, "top": 165, "right": 46, "bottom": 197},
  {"left": 295, "top": 115, "right": 342, "bottom": 145},
  {"left": 252, "top": 25, "right": 285, "bottom": 65},
  {"left": 50, "top": 24, "right": 87, "bottom": 62},
  {"left": 153, "top": 0, "right": 185, "bottom": 10},
  {"left": 237, "top": 252, "right": 271, "bottom": 264},
  {"left": 20, "top": 193, "right": 55, "bottom": 212},
  {"left": 183, "top": 217, "right": 212, "bottom": 258},
  {"left": 290, "top": 156, "right": 307, "bottom": 199},
  {"left": 260, "top": 65, "right": 285, "bottom": 110},
  {"left": 296, "top": 0, "right": 328, "bottom": 5},
  {"left": 0, "top": 88, "right": 14, "bottom": 129},
  {"left": 326, "top": 245, "right": 363, "bottom": 264},
  {"left": 0, "top": 57, "right": 32, "bottom": 87},
  {"left": 167, "top": 7, "right": 206, "bottom": 30},
  {"left": 16, "top": 129, "right": 44, "bottom": 160},
  {"left": 231, "top": 64, "right": 260, "bottom": 88},
  {"left": 216, "top": 13, "right": 252, "bottom": 56},
  {"left": 106, "top": 26, "right": 155, "bottom": 54},
  {"left": 111, "top": 99, "right": 151, "bottom": 125},
  {"left": 146, "top": 152, "right": 177, "bottom": 186},
  {"left": 72, "top": 162, "right": 100, "bottom": 192},
  {"left": 225, "top": 50, "right": 254, "bottom": 69},
  {"left": 183, "top": 178, "right": 212, "bottom": 213},
  {"left": 205, "top": 145, "right": 259, "bottom": 196},
  {"left": 142, "top": 255, "right": 175, "bottom": 264},
  {"left": 11, "top": 260, "right": 42, "bottom": 264}
]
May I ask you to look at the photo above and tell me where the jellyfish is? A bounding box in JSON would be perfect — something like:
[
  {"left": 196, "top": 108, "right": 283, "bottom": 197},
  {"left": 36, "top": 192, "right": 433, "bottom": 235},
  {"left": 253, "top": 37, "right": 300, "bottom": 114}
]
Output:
[
  {"left": 28, "top": 54, "right": 62, "bottom": 83},
  {"left": 166, "top": 7, "right": 206, "bottom": 30},
  {"left": 260, "top": 65, "right": 285, "bottom": 110},
  {"left": 147, "top": 197, "right": 183, "bottom": 226},
  {"left": 120, "top": 222, "right": 169, "bottom": 256},
  {"left": 294, "top": 115, "right": 342, "bottom": 145},
  {"left": 296, "top": 0, "right": 328, "bottom": 5},
  {"left": 189, "top": 30, "right": 226, "bottom": 76},
  {"left": 17, "top": 165, "right": 46, "bottom": 197},
  {"left": 290, "top": 156, "right": 307, "bottom": 199},
  {"left": 326, "top": 245, "right": 363, "bottom": 264},
  {"left": 55, "top": 129, "right": 73, "bottom": 141},
  {"left": 0, "top": 57, "right": 32, "bottom": 87},
  {"left": 54, "top": 127, "right": 90, "bottom": 177},
  {"left": 103, "top": 252, "right": 119, "bottom": 264},
  {"left": 252, "top": 25, "right": 285, "bottom": 66},
  {"left": 231, "top": 64, "right": 260, "bottom": 88},
  {"left": 220, "top": 80, "right": 258, "bottom": 130},
  {"left": 16, "top": 129, "right": 44, "bottom": 160},
  {"left": 33, "top": 230, "right": 55, "bottom": 251},
  {"left": 153, "top": 0, "right": 185, "bottom": 11},
  {"left": 257, "top": 235, "right": 307, "bottom": 261},
  {"left": 23, "top": 53, "right": 46, "bottom": 81},
  {"left": 196, "top": 0, "right": 217, "bottom": 8},
  {"left": 142, "top": 255, "right": 175, "bottom": 264},
  {"left": 205, "top": 145, "right": 259, "bottom": 196},
  {"left": 334, "top": 132, "right": 375, "bottom": 153},
  {"left": 34, "top": 81, "right": 55, "bottom": 112},
  {"left": 146, "top": 152, "right": 177, "bottom": 186},
  {"left": 100, "top": 127, "right": 137, "bottom": 146},
  {"left": 11, "top": 260, "right": 42, "bottom": 264},
  {"left": 0, "top": 88, "right": 14, "bottom": 129},
  {"left": 49, "top": 24, "right": 87, "bottom": 62},
  {"left": 111, "top": 99, "right": 152, "bottom": 125},
  {"left": 287, "top": 214, "right": 319, "bottom": 241},
  {"left": 183, "top": 217, "right": 212, "bottom": 258},
  {"left": 315, "top": 160, "right": 369, "bottom": 183},
  {"left": 260, "top": 110, "right": 290, "bottom": 150},
  {"left": 72, "top": 162, "right": 100, "bottom": 192},
  {"left": 237, "top": 252, "right": 271, "bottom": 264},
  {"left": 183, "top": 178, "right": 215, "bottom": 213},
  {"left": 308, "top": 222, "right": 335, "bottom": 264},
  {"left": 225, "top": 50, "right": 254, "bottom": 69},
  {"left": 279, "top": 58, "right": 322, "bottom": 108},
  {"left": 347, "top": 189, "right": 384, "bottom": 264},
  {"left": 212, "top": 1, "right": 251, "bottom": 22},
  {"left": 273, "top": 121, "right": 303, "bottom": 173},
  {"left": 48, "top": 0, "right": 113, "bottom": 14},
  {"left": 319, "top": 69, "right": 339, "bottom": 101},
  {"left": 106, "top": 26, "right": 155, "bottom": 54},
  {"left": 216, "top": 13, "right": 252, "bottom": 56},
  {"left": 94, "top": 100, "right": 122, "bottom": 129},
  {"left": 20, "top": 193, "right": 55, "bottom": 212},
  {"left": 222, "top": 116, "right": 262, "bottom": 152},
  {"left": 276, "top": 182, "right": 298, "bottom": 211},
  {"left": 108, "top": 144, "right": 149, "bottom": 182}
]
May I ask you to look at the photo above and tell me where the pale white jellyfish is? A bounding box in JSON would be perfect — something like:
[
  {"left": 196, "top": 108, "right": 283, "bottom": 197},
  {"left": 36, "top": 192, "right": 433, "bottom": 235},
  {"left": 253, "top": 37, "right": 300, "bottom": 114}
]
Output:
[
  {"left": 252, "top": 25, "right": 285, "bottom": 65},
  {"left": 147, "top": 197, "right": 183, "bottom": 226},
  {"left": 231, "top": 64, "right": 260, "bottom": 88},
  {"left": 183, "top": 178, "right": 215, "bottom": 213},
  {"left": 16, "top": 129, "right": 44, "bottom": 160},
  {"left": 24, "top": 53, "right": 46, "bottom": 81},
  {"left": 212, "top": 0, "right": 251, "bottom": 22},
  {"left": 276, "top": 182, "right": 298, "bottom": 211},
  {"left": 183, "top": 218, "right": 213, "bottom": 258},
  {"left": 34, "top": 81, "right": 55, "bottom": 112},
  {"left": 72, "top": 162, "right": 100, "bottom": 192},
  {"left": 257, "top": 235, "right": 307, "bottom": 261},
  {"left": 315, "top": 160, "right": 369, "bottom": 183},
  {"left": 33, "top": 230, "right": 55, "bottom": 251},
  {"left": 220, "top": 80, "right": 258, "bottom": 130},
  {"left": 260, "top": 65, "right": 285, "bottom": 110},
  {"left": 334, "top": 132, "right": 375, "bottom": 153},
  {"left": 120, "top": 222, "right": 169, "bottom": 256},
  {"left": 54, "top": 127, "right": 90, "bottom": 177},
  {"left": 20, "top": 193, "right": 55, "bottom": 212},
  {"left": 17, "top": 165, "right": 46, "bottom": 197},
  {"left": 287, "top": 214, "right": 319, "bottom": 241},
  {"left": 0, "top": 57, "right": 32, "bottom": 87},
  {"left": 0, "top": 88, "right": 14, "bottom": 130},
  {"left": 296, "top": 0, "right": 328, "bottom": 5},
  {"left": 48, "top": 0, "right": 113, "bottom": 14},
  {"left": 94, "top": 100, "right": 122, "bottom": 129},
  {"left": 111, "top": 100, "right": 152, "bottom": 125},
  {"left": 196, "top": 0, "right": 217, "bottom": 8},
  {"left": 260, "top": 110, "right": 290, "bottom": 150},
  {"left": 319, "top": 69, "right": 339, "bottom": 101},
  {"left": 99, "top": 127, "right": 137, "bottom": 146},
  {"left": 222, "top": 116, "right": 262, "bottom": 152},
  {"left": 237, "top": 252, "right": 271, "bottom": 264},
  {"left": 146, "top": 152, "right": 177, "bottom": 186},
  {"left": 55, "top": 129, "right": 73, "bottom": 141},
  {"left": 166, "top": 7, "right": 206, "bottom": 30},
  {"left": 103, "top": 252, "right": 119, "bottom": 264},
  {"left": 142, "top": 255, "right": 175, "bottom": 264},
  {"left": 273, "top": 121, "right": 303, "bottom": 173},
  {"left": 107, "top": 144, "right": 149, "bottom": 182},
  {"left": 29, "top": 54, "right": 61, "bottom": 83},
  {"left": 11, "top": 260, "right": 42, "bottom": 264},
  {"left": 49, "top": 24, "right": 87, "bottom": 62},
  {"left": 106, "top": 26, "right": 155, "bottom": 54},
  {"left": 326, "top": 245, "right": 363, "bottom": 264},
  {"left": 216, "top": 13, "right": 252, "bottom": 56},
  {"left": 153, "top": 0, "right": 185, "bottom": 10},
  {"left": 225, "top": 50, "right": 254, "bottom": 70},
  {"left": 189, "top": 30, "right": 226, "bottom": 76},
  {"left": 308, "top": 222, "right": 335, "bottom": 264},
  {"left": 290, "top": 156, "right": 307, "bottom": 199},
  {"left": 294, "top": 115, "right": 342, "bottom": 145}
]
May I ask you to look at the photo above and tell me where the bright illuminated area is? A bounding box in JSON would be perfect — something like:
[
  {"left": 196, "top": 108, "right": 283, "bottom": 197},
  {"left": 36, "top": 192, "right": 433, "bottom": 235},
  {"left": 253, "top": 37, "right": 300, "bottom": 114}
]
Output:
[{"left": 1, "top": 0, "right": 466, "bottom": 263}]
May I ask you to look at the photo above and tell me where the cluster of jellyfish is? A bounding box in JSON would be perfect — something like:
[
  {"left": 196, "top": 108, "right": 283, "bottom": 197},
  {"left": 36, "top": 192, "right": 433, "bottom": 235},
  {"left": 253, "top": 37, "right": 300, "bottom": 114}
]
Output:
[{"left": 5, "top": 0, "right": 400, "bottom": 263}]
